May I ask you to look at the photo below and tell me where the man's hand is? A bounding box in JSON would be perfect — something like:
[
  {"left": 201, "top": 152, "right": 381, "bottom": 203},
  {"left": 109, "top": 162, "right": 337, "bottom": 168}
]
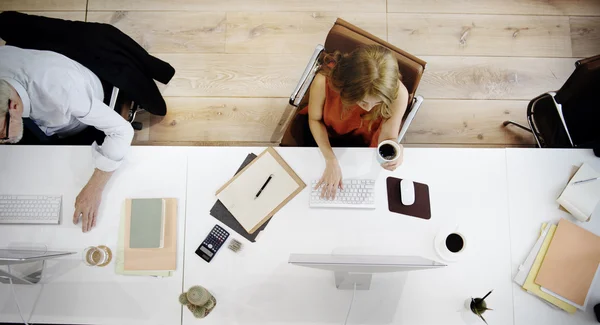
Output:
[{"left": 73, "top": 169, "right": 113, "bottom": 232}]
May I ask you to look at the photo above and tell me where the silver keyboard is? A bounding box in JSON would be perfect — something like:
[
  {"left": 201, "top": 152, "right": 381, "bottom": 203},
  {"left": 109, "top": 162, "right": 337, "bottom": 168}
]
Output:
[
  {"left": 310, "top": 179, "right": 376, "bottom": 209},
  {"left": 0, "top": 195, "right": 62, "bottom": 225}
]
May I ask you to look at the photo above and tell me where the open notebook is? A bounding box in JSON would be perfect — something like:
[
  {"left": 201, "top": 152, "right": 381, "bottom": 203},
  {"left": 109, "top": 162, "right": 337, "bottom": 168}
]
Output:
[{"left": 557, "top": 163, "right": 600, "bottom": 222}]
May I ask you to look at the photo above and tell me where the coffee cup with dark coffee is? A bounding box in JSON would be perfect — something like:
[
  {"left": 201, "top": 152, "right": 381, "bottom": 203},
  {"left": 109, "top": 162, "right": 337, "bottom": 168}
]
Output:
[
  {"left": 434, "top": 229, "right": 467, "bottom": 262},
  {"left": 376, "top": 140, "right": 402, "bottom": 164},
  {"left": 445, "top": 233, "right": 466, "bottom": 253}
]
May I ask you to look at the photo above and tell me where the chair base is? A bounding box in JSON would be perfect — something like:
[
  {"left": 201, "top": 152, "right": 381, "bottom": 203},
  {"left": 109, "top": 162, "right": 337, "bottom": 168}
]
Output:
[{"left": 502, "top": 120, "right": 532, "bottom": 133}]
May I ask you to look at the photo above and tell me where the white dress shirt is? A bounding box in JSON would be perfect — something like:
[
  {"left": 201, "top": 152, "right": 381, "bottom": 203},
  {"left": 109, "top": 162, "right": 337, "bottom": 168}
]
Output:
[{"left": 0, "top": 45, "right": 134, "bottom": 172}]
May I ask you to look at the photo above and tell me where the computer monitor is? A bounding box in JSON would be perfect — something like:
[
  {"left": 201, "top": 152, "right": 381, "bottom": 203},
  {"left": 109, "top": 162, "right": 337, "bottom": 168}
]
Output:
[
  {"left": 0, "top": 249, "right": 76, "bottom": 284},
  {"left": 289, "top": 254, "right": 445, "bottom": 290}
]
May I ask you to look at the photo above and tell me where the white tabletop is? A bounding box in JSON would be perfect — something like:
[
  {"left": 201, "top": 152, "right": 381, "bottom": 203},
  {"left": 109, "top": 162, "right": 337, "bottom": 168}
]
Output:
[
  {"left": 506, "top": 148, "right": 600, "bottom": 325},
  {"left": 184, "top": 147, "right": 513, "bottom": 325},
  {"left": 0, "top": 146, "right": 187, "bottom": 325},
  {"left": 2, "top": 146, "right": 598, "bottom": 325}
]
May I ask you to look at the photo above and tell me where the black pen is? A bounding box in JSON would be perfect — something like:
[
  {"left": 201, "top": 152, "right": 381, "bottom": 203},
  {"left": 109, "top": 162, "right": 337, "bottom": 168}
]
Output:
[{"left": 255, "top": 174, "right": 273, "bottom": 199}]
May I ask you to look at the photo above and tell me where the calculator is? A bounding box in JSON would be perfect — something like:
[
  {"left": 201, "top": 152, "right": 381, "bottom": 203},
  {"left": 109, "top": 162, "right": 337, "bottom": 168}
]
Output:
[{"left": 195, "top": 225, "right": 230, "bottom": 263}]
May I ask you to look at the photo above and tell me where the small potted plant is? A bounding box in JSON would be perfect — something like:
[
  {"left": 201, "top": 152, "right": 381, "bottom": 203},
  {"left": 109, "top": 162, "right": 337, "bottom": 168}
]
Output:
[{"left": 466, "top": 290, "right": 493, "bottom": 324}]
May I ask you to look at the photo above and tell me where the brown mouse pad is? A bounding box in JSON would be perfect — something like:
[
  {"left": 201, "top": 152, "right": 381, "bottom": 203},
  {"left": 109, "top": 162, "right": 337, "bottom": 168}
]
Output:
[{"left": 386, "top": 177, "right": 431, "bottom": 220}]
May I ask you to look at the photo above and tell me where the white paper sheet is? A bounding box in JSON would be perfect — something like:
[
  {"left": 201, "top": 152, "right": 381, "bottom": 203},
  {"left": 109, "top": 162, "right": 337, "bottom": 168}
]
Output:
[
  {"left": 217, "top": 150, "right": 300, "bottom": 233},
  {"left": 557, "top": 163, "right": 600, "bottom": 222},
  {"left": 514, "top": 224, "right": 551, "bottom": 286}
]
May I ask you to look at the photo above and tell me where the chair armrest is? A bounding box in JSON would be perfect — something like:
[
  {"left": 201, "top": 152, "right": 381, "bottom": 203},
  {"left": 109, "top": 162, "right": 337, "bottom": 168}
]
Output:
[
  {"left": 397, "top": 95, "right": 423, "bottom": 143},
  {"left": 289, "top": 44, "right": 324, "bottom": 107},
  {"left": 109, "top": 86, "right": 119, "bottom": 110},
  {"left": 547, "top": 91, "right": 574, "bottom": 147}
]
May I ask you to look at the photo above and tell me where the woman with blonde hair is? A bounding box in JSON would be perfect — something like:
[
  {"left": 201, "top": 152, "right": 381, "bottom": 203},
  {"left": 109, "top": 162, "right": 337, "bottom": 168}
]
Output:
[{"left": 299, "top": 44, "right": 409, "bottom": 199}]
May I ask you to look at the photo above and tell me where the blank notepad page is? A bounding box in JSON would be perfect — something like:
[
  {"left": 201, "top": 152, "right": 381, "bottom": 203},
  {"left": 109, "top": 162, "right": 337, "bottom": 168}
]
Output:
[{"left": 217, "top": 150, "right": 300, "bottom": 233}]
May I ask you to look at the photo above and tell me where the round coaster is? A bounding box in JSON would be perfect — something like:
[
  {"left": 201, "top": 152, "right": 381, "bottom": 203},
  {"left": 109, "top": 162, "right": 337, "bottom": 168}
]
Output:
[{"left": 97, "top": 245, "right": 113, "bottom": 267}]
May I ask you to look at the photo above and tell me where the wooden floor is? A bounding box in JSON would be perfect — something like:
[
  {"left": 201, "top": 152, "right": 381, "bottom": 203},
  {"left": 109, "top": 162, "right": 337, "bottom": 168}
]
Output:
[{"left": 2, "top": 0, "right": 600, "bottom": 147}]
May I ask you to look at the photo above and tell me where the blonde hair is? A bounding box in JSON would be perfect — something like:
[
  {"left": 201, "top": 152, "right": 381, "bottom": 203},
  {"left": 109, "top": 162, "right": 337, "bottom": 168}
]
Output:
[
  {"left": 0, "top": 79, "right": 10, "bottom": 115},
  {"left": 320, "top": 44, "right": 400, "bottom": 127}
]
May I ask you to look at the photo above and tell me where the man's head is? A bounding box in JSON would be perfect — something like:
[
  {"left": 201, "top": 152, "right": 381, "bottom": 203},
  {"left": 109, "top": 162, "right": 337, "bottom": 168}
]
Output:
[{"left": 0, "top": 79, "right": 24, "bottom": 144}]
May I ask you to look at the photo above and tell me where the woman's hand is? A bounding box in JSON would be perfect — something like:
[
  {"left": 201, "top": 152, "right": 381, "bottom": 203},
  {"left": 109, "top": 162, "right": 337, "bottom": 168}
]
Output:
[
  {"left": 315, "top": 158, "right": 343, "bottom": 199},
  {"left": 381, "top": 144, "right": 404, "bottom": 171}
]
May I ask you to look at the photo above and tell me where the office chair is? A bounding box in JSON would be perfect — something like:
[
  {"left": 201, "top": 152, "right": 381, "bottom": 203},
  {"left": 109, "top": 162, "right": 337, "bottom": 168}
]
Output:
[
  {"left": 503, "top": 54, "right": 600, "bottom": 150},
  {"left": 280, "top": 18, "right": 426, "bottom": 147}
]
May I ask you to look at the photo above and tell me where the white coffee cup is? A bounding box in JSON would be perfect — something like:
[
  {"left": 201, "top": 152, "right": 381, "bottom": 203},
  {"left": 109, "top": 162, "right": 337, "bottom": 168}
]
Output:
[
  {"left": 434, "top": 230, "right": 467, "bottom": 262},
  {"left": 376, "top": 140, "right": 402, "bottom": 164}
]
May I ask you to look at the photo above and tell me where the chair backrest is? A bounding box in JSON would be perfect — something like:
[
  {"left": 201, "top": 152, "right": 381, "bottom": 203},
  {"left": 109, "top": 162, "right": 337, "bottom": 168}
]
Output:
[
  {"left": 324, "top": 18, "right": 426, "bottom": 106},
  {"left": 556, "top": 54, "right": 600, "bottom": 147}
]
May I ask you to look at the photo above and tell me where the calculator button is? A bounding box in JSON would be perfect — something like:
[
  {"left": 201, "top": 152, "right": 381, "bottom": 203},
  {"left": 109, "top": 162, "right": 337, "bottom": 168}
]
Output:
[{"left": 208, "top": 244, "right": 213, "bottom": 249}]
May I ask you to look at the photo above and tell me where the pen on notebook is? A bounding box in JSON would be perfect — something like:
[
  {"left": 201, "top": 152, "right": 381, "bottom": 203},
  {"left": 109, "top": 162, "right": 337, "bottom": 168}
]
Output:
[
  {"left": 255, "top": 174, "right": 273, "bottom": 199},
  {"left": 573, "top": 176, "right": 600, "bottom": 185}
]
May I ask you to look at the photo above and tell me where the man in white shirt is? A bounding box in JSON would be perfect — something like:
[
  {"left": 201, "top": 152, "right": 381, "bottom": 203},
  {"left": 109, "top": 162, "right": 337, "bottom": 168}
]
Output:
[{"left": 0, "top": 45, "right": 134, "bottom": 233}]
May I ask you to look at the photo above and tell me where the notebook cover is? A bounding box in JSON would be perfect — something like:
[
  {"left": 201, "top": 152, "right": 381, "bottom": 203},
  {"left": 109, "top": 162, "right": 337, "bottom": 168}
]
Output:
[
  {"left": 129, "top": 198, "right": 164, "bottom": 249},
  {"left": 116, "top": 204, "right": 172, "bottom": 277},
  {"left": 210, "top": 153, "right": 271, "bottom": 242},
  {"left": 535, "top": 218, "right": 600, "bottom": 306},
  {"left": 386, "top": 177, "right": 431, "bottom": 220},
  {"left": 124, "top": 198, "right": 177, "bottom": 271},
  {"left": 522, "top": 223, "right": 577, "bottom": 313}
]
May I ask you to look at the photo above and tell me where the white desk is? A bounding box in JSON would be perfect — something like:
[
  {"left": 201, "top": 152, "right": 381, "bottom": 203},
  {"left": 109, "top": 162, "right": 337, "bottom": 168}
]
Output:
[
  {"left": 506, "top": 148, "right": 600, "bottom": 325},
  {"left": 184, "top": 148, "right": 514, "bottom": 325},
  {"left": 0, "top": 146, "right": 187, "bottom": 325},
  {"left": 2, "top": 146, "right": 598, "bottom": 325}
]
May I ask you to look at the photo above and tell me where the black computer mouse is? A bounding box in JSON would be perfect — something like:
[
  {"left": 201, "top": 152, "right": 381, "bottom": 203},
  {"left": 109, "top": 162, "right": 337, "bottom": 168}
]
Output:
[{"left": 595, "top": 303, "right": 600, "bottom": 322}]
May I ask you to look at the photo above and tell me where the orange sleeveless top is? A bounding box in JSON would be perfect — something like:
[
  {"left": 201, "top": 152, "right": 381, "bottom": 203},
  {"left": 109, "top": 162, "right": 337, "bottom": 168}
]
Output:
[{"left": 299, "top": 79, "right": 383, "bottom": 147}]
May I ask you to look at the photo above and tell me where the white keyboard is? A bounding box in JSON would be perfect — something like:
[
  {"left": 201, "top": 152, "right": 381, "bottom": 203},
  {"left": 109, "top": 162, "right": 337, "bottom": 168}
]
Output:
[
  {"left": 310, "top": 179, "right": 376, "bottom": 209},
  {"left": 0, "top": 195, "right": 62, "bottom": 225}
]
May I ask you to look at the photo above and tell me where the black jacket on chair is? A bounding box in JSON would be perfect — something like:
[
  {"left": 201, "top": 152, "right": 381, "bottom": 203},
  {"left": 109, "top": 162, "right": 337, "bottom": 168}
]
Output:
[{"left": 0, "top": 11, "right": 175, "bottom": 116}]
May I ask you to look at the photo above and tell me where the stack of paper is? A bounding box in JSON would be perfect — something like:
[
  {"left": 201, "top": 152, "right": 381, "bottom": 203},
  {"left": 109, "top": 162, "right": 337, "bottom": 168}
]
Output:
[
  {"left": 115, "top": 198, "right": 178, "bottom": 277},
  {"left": 514, "top": 219, "right": 600, "bottom": 313}
]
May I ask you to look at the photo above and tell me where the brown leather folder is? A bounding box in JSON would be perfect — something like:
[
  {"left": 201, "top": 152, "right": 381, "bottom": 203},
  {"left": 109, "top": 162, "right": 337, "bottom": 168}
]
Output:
[{"left": 386, "top": 177, "right": 431, "bottom": 220}]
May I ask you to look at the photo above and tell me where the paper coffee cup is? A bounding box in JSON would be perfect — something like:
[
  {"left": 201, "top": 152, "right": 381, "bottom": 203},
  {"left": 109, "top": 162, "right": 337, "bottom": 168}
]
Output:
[{"left": 376, "top": 140, "right": 401, "bottom": 164}]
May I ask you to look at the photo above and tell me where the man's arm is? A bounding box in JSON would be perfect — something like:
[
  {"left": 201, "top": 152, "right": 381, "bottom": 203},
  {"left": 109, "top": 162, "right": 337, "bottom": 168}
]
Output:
[
  {"left": 73, "top": 169, "right": 113, "bottom": 232},
  {"left": 68, "top": 85, "right": 134, "bottom": 232}
]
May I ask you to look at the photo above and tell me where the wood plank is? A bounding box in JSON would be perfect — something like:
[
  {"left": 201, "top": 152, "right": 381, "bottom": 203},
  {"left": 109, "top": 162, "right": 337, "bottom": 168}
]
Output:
[
  {"left": 403, "top": 99, "right": 535, "bottom": 145},
  {"left": 86, "top": 11, "right": 226, "bottom": 53},
  {"left": 225, "top": 12, "right": 386, "bottom": 54},
  {"left": 89, "top": 0, "right": 386, "bottom": 12},
  {"left": 388, "top": 14, "right": 572, "bottom": 57},
  {"left": 155, "top": 53, "right": 306, "bottom": 97},
  {"left": 0, "top": 11, "right": 85, "bottom": 20},
  {"left": 418, "top": 56, "right": 577, "bottom": 100},
  {"left": 387, "top": 0, "right": 600, "bottom": 16},
  {"left": 133, "top": 141, "right": 277, "bottom": 147},
  {"left": 145, "top": 97, "right": 290, "bottom": 143},
  {"left": 570, "top": 16, "right": 600, "bottom": 58},
  {"left": 0, "top": 0, "right": 86, "bottom": 11}
]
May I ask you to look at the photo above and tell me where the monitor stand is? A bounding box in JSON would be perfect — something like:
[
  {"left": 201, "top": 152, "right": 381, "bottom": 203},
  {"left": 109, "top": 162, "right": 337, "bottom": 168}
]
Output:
[
  {"left": 335, "top": 271, "right": 372, "bottom": 290},
  {"left": 0, "top": 260, "right": 46, "bottom": 285}
]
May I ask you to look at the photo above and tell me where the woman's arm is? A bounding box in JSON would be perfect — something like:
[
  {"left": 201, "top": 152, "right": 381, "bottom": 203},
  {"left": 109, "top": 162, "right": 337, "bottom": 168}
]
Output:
[
  {"left": 308, "top": 74, "right": 343, "bottom": 198},
  {"left": 378, "top": 81, "right": 409, "bottom": 171},
  {"left": 378, "top": 81, "right": 409, "bottom": 143},
  {"left": 308, "top": 74, "right": 335, "bottom": 160}
]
